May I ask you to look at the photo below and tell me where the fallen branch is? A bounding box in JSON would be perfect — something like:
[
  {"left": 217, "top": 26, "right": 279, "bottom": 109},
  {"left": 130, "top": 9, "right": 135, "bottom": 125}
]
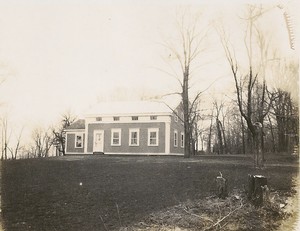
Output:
[
  {"left": 116, "top": 202, "right": 122, "bottom": 227},
  {"left": 183, "top": 208, "right": 214, "bottom": 222},
  {"left": 204, "top": 200, "right": 244, "bottom": 230},
  {"left": 99, "top": 214, "right": 109, "bottom": 231}
]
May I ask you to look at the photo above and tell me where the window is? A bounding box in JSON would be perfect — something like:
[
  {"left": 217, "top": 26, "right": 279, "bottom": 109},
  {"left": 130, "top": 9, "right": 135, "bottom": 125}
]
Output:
[
  {"left": 96, "top": 117, "right": 102, "bottom": 121},
  {"left": 129, "top": 129, "right": 139, "bottom": 146},
  {"left": 174, "top": 112, "right": 178, "bottom": 122},
  {"left": 150, "top": 116, "right": 157, "bottom": 120},
  {"left": 75, "top": 134, "right": 83, "bottom": 148},
  {"left": 132, "top": 116, "right": 139, "bottom": 121},
  {"left": 113, "top": 116, "right": 120, "bottom": 121},
  {"left": 181, "top": 132, "right": 184, "bottom": 148},
  {"left": 148, "top": 128, "right": 159, "bottom": 146},
  {"left": 174, "top": 130, "right": 178, "bottom": 147},
  {"left": 111, "top": 129, "right": 121, "bottom": 146}
]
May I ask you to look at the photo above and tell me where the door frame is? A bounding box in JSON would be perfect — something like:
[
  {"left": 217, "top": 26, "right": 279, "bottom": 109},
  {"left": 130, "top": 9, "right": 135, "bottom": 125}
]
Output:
[{"left": 93, "top": 130, "right": 104, "bottom": 153}]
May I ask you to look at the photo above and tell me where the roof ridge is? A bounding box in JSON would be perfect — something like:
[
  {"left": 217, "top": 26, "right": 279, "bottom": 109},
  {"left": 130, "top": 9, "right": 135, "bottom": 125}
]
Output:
[{"left": 85, "top": 100, "right": 177, "bottom": 116}]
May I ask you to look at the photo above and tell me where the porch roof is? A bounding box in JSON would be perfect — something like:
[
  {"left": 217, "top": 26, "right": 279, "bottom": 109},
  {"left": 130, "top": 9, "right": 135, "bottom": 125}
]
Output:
[{"left": 65, "top": 119, "right": 85, "bottom": 130}]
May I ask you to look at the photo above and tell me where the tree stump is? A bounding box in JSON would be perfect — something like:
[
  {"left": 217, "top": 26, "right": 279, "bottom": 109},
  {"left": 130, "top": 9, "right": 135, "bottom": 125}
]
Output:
[
  {"left": 216, "top": 172, "right": 228, "bottom": 199},
  {"left": 261, "top": 185, "right": 270, "bottom": 204},
  {"left": 248, "top": 174, "right": 268, "bottom": 206}
]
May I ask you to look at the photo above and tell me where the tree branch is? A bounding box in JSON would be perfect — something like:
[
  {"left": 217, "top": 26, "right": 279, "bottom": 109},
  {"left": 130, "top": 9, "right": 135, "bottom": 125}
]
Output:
[{"left": 205, "top": 199, "right": 244, "bottom": 230}]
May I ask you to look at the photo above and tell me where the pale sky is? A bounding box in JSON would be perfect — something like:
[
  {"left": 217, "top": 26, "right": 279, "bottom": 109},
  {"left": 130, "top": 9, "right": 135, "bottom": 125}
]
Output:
[{"left": 0, "top": 0, "right": 298, "bottom": 143}]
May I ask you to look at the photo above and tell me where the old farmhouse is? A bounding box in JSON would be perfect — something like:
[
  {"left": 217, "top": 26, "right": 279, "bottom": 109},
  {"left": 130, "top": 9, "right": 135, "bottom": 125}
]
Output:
[{"left": 64, "top": 101, "right": 184, "bottom": 155}]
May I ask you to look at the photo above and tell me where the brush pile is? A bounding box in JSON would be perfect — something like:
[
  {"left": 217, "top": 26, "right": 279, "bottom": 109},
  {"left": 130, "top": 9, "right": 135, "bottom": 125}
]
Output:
[{"left": 120, "top": 188, "right": 295, "bottom": 231}]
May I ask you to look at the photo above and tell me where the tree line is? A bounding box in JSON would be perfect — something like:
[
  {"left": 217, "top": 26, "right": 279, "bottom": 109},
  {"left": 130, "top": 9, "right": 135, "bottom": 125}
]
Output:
[
  {"left": 1, "top": 112, "right": 76, "bottom": 160},
  {"left": 160, "top": 5, "right": 298, "bottom": 166}
]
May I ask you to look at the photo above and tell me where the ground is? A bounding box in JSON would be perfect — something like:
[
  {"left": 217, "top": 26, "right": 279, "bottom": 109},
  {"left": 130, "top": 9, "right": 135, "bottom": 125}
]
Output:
[{"left": 0, "top": 154, "right": 298, "bottom": 231}]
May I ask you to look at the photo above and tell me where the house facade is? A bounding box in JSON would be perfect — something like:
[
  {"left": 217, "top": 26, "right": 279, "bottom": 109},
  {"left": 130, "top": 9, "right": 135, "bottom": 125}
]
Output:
[{"left": 65, "top": 101, "right": 184, "bottom": 155}]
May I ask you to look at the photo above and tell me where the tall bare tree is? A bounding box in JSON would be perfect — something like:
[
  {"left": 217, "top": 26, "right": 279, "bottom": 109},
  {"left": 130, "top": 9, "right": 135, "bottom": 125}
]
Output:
[
  {"left": 1, "top": 116, "right": 12, "bottom": 160},
  {"left": 217, "top": 5, "right": 277, "bottom": 167},
  {"left": 162, "top": 9, "right": 209, "bottom": 157}
]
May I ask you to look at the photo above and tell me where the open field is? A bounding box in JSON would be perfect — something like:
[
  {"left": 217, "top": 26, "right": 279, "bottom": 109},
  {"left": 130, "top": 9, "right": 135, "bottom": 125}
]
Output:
[{"left": 1, "top": 154, "right": 298, "bottom": 231}]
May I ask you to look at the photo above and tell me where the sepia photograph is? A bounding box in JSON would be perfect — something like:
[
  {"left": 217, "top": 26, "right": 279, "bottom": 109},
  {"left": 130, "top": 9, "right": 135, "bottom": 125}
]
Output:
[{"left": 0, "top": 0, "right": 298, "bottom": 230}]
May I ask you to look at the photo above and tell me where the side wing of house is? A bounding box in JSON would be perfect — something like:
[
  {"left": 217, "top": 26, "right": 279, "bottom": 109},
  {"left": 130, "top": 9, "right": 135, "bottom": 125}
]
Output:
[
  {"left": 65, "top": 130, "right": 85, "bottom": 154},
  {"left": 169, "top": 103, "right": 185, "bottom": 155},
  {"left": 64, "top": 119, "right": 86, "bottom": 154}
]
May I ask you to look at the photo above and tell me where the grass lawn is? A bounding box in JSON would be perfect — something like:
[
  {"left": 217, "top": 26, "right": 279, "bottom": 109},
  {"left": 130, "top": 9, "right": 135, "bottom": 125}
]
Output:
[{"left": 1, "top": 154, "right": 298, "bottom": 231}]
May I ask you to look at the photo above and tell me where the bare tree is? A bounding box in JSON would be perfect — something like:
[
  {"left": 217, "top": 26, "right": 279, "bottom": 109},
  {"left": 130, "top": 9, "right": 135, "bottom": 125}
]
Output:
[
  {"left": 213, "top": 100, "right": 226, "bottom": 155},
  {"left": 217, "top": 5, "right": 279, "bottom": 167},
  {"left": 8, "top": 127, "right": 24, "bottom": 160},
  {"left": 189, "top": 99, "right": 203, "bottom": 155},
  {"left": 1, "top": 117, "right": 11, "bottom": 160},
  {"left": 31, "top": 127, "right": 53, "bottom": 158},
  {"left": 161, "top": 9, "right": 209, "bottom": 157},
  {"left": 206, "top": 108, "right": 214, "bottom": 154},
  {"left": 219, "top": 105, "right": 245, "bottom": 155},
  {"left": 52, "top": 111, "right": 76, "bottom": 156},
  {"left": 24, "top": 145, "right": 37, "bottom": 159},
  {"left": 270, "top": 89, "right": 298, "bottom": 153}
]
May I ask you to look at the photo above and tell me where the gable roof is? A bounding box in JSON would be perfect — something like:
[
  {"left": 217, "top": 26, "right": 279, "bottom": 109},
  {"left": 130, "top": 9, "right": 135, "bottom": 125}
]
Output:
[
  {"left": 65, "top": 119, "right": 85, "bottom": 130},
  {"left": 85, "top": 100, "right": 175, "bottom": 117}
]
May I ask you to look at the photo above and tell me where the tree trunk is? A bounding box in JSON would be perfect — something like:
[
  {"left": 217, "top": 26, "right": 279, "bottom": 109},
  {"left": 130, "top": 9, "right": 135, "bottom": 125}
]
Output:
[
  {"left": 221, "top": 123, "right": 227, "bottom": 154},
  {"left": 216, "top": 119, "right": 224, "bottom": 154},
  {"left": 268, "top": 115, "right": 276, "bottom": 152},
  {"left": 195, "top": 128, "right": 199, "bottom": 153},
  {"left": 252, "top": 125, "right": 264, "bottom": 167},
  {"left": 4, "top": 143, "right": 7, "bottom": 160},
  {"left": 248, "top": 174, "right": 268, "bottom": 206},
  {"left": 207, "top": 114, "right": 213, "bottom": 153},
  {"left": 241, "top": 115, "right": 246, "bottom": 154},
  {"left": 261, "top": 125, "right": 265, "bottom": 164},
  {"left": 253, "top": 132, "right": 259, "bottom": 166},
  {"left": 182, "top": 69, "right": 191, "bottom": 158},
  {"left": 216, "top": 172, "right": 228, "bottom": 199}
]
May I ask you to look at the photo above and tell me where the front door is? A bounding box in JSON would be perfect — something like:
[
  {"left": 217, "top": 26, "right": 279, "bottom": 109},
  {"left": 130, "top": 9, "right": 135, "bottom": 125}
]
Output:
[{"left": 93, "top": 130, "right": 104, "bottom": 153}]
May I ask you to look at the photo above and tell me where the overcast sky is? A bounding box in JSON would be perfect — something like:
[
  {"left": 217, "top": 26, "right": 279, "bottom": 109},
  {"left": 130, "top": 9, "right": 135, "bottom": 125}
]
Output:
[{"left": 0, "top": 0, "right": 298, "bottom": 139}]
